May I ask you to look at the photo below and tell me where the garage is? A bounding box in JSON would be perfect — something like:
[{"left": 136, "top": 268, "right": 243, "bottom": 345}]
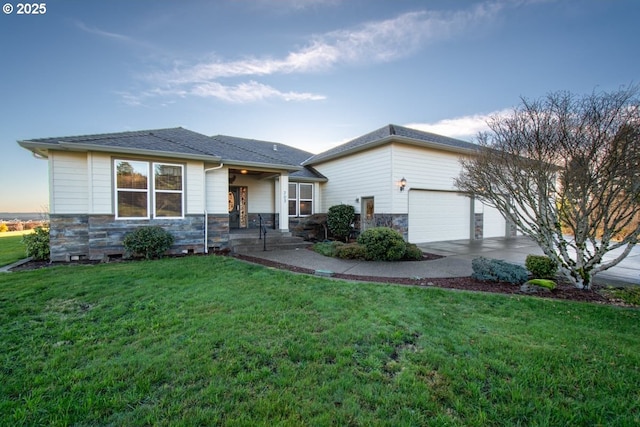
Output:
[
  {"left": 408, "top": 190, "right": 472, "bottom": 243},
  {"left": 479, "top": 202, "right": 507, "bottom": 238}
]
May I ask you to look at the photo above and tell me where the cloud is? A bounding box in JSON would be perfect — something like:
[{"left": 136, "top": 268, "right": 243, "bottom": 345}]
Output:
[
  {"left": 405, "top": 109, "right": 512, "bottom": 141},
  {"left": 129, "top": 1, "right": 511, "bottom": 104},
  {"left": 190, "top": 81, "right": 326, "bottom": 103}
]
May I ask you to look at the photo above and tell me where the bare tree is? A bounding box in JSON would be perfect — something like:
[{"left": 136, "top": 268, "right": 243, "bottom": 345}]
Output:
[{"left": 456, "top": 86, "right": 640, "bottom": 289}]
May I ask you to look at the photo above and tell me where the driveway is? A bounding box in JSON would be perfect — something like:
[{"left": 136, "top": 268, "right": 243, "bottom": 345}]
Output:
[{"left": 417, "top": 236, "right": 640, "bottom": 286}]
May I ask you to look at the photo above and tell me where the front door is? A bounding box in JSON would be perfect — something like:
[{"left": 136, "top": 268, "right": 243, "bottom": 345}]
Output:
[
  {"left": 361, "top": 197, "right": 375, "bottom": 231},
  {"left": 228, "top": 186, "right": 248, "bottom": 229}
]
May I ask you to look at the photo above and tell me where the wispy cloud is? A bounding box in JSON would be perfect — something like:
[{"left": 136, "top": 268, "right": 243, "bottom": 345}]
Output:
[
  {"left": 405, "top": 109, "right": 512, "bottom": 141},
  {"left": 128, "top": 1, "right": 513, "bottom": 104}
]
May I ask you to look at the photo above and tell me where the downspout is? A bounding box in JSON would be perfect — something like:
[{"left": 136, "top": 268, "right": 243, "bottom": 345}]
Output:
[{"left": 203, "top": 163, "right": 224, "bottom": 253}]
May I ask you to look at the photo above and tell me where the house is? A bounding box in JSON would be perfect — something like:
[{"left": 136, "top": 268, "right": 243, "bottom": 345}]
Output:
[{"left": 18, "top": 124, "right": 512, "bottom": 262}]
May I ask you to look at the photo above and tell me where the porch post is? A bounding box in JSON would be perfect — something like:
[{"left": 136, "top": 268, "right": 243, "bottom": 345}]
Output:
[{"left": 278, "top": 172, "right": 289, "bottom": 231}]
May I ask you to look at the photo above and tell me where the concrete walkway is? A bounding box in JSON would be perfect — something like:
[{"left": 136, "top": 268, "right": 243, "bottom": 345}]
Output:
[{"left": 248, "top": 236, "right": 640, "bottom": 286}]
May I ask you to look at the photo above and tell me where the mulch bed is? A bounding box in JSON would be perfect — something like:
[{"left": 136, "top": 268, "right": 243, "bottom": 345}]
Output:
[
  {"left": 234, "top": 254, "right": 613, "bottom": 305},
  {"left": 8, "top": 254, "right": 617, "bottom": 306}
]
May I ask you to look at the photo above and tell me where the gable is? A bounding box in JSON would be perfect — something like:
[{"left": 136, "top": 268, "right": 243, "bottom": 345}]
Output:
[{"left": 304, "top": 124, "right": 478, "bottom": 165}]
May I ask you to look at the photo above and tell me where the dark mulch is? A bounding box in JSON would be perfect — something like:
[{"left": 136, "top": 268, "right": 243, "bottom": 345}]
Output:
[
  {"left": 9, "top": 254, "right": 614, "bottom": 306},
  {"left": 234, "top": 254, "right": 612, "bottom": 305}
]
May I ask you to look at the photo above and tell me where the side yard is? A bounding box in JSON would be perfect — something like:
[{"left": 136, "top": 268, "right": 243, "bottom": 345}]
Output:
[{"left": 0, "top": 232, "right": 30, "bottom": 267}]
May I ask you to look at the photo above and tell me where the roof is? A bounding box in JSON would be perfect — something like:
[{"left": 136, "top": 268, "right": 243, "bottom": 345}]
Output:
[
  {"left": 18, "top": 127, "right": 325, "bottom": 180},
  {"left": 209, "top": 135, "right": 306, "bottom": 170},
  {"left": 18, "top": 128, "right": 222, "bottom": 162},
  {"left": 303, "top": 124, "right": 478, "bottom": 165}
]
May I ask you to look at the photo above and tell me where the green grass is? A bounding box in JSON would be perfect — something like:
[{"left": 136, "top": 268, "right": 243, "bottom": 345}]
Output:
[
  {"left": 1, "top": 256, "right": 639, "bottom": 426},
  {"left": 0, "top": 232, "right": 29, "bottom": 266}
]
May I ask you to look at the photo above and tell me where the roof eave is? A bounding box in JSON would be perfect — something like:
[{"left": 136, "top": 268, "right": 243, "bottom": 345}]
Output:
[
  {"left": 303, "top": 135, "right": 478, "bottom": 165},
  {"left": 19, "top": 140, "right": 223, "bottom": 162},
  {"left": 393, "top": 136, "right": 478, "bottom": 155},
  {"left": 302, "top": 137, "right": 393, "bottom": 165},
  {"left": 224, "top": 159, "right": 303, "bottom": 172}
]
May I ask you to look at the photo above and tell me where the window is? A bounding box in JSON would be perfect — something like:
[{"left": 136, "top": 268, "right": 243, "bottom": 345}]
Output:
[
  {"left": 154, "top": 164, "right": 183, "bottom": 217},
  {"left": 115, "top": 160, "right": 184, "bottom": 219},
  {"left": 288, "top": 182, "right": 313, "bottom": 217}
]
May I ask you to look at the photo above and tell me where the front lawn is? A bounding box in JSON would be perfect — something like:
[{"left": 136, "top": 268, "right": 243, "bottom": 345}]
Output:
[{"left": 1, "top": 256, "right": 639, "bottom": 426}]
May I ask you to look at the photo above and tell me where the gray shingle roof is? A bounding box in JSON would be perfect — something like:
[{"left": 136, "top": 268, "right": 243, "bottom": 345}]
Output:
[
  {"left": 303, "top": 124, "right": 478, "bottom": 165},
  {"left": 19, "top": 128, "right": 222, "bottom": 160},
  {"left": 18, "top": 127, "right": 325, "bottom": 180}
]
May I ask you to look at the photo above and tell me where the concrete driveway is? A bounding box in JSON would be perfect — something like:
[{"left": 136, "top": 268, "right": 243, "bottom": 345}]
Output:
[{"left": 417, "top": 236, "right": 640, "bottom": 286}]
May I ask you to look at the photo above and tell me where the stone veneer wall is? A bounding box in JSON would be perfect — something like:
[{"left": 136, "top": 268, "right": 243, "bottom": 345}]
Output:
[
  {"left": 353, "top": 213, "right": 409, "bottom": 241},
  {"left": 49, "top": 215, "right": 90, "bottom": 262},
  {"left": 206, "top": 214, "right": 230, "bottom": 251},
  {"left": 49, "top": 214, "right": 231, "bottom": 262},
  {"left": 474, "top": 213, "right": 484, "bottom": 240},
  {"left": 247, "top": 213, "right": 277, "bottom": 230}
]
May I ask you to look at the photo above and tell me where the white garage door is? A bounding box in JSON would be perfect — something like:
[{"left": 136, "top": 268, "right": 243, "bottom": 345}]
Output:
[
  {"left": 408, "top": 190, "right": 471, "bottom": 243},
  {"left": 481, "top": 202, "right": 507, "bottom": 238}
]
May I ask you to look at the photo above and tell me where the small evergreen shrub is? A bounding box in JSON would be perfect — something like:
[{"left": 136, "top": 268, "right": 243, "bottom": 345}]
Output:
[
  {"left": 22, "top": 226, "right": 50, "bottom": 261},
  {"left": 336, "top": 243, "right": 367, "bottom": 260},
  {"left": 472, "top": 257, "right": 529, "bottom": 284},
  {"left": 313, "top": 241, "right": 343, "bottom": 257},
  {"left": 525, "top": 255, "right": 558, "bottom": 279},
  {"left": 525, "top": 279, "right": 557, "bottom": 290},
  {"left": 357, "top": 227, "right": 406, "bottom": 261},
  {"left": 403, "top": 243, "right": 424, "bottom": 261},
  {"left": 123, "top": 226, "right": 174, "bottom": 259},
  {"left": 327, "top": 204, "right": 355, "bottom": 242}
]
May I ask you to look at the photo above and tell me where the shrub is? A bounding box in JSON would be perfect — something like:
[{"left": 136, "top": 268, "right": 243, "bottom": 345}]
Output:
[
  {"left": 525, "top": 255, "right": 558, "bottom": 279},
  {"left": 357, "top": 227, "right": 406, "bottom": 261},
  {"left": 313, "top": 241, "right": 342, "bottom": 257},
  {"left": 0, "top": 223, "right": 8, "bottom": 233},
  {"left": 403, "top": 243, "right": 424, "bottom": 261},
  {"left": 335, "top": 243, "right": 368, "bottom": 260},
  {"left": 525, "top": 279, "right": 557, "bottom": 290},
  {"left": 22, "top": 226, "right": 50, "bottom": 261},
  {"left": 472, "top": 257, "right": 529, "bottom": 284},
  {"left": 123, "top": 226, "right": 174, "bottom": 259},
  {"left": 327, "top": 204, "right": 355, "bottom": 242}
]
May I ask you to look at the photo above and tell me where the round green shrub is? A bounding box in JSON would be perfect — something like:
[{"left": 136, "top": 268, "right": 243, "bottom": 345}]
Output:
[
  {"left": 525, "top": 255, "right": 558, "bottom": 279},
  {"left": 357, "top": 227, "right": 406, "bottom": 261},
  {"left": 327, "top": 204, "right": 355, "bottom": 242},
  {"left": 335, "top": 243, "right": 367, "bottom": 260},
  {"left": 123, "top": 226, "right": 174, "bottom": 259},
  {"left": 403, "top": 243, "right": 424, "bottom": 261},
  {"left": 22, "top": 226, "right": 50, "bottom": 261}
]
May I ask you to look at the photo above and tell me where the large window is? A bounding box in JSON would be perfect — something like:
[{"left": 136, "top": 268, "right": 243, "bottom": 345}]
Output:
[
  {"left": 115, "top": 160, "right": 184, "bottom": 219},
  {"left": 288, "top": 182, "right": 313, "bottom": 217}
]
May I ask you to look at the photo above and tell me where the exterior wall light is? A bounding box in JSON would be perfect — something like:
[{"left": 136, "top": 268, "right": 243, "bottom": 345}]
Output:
[{"left": 400, "top": 177, "right": 407, "bottom": 191}]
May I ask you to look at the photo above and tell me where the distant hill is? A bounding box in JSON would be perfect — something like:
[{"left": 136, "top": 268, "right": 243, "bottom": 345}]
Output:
[{"left": 0, "top": 213, "right": 47, "bottom": 222}]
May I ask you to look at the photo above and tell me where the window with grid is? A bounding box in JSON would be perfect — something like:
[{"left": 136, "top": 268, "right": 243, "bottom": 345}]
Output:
[
  {"left": 288, "top": 182, "right": 313, "bottom": 217},
  {"left": 114, "top": 160, "right": 183, "bottom": 219}
]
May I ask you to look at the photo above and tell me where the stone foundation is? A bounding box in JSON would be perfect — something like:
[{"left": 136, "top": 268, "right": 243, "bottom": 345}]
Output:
[{"left": 49, "top": 214, "right": 232, "bottom": 261}]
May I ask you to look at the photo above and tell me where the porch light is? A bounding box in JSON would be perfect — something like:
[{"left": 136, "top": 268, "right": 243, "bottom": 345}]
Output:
[
  {"left": 240, "top": 169, "right": 248, "bottom": 174},
  {"left": 400, "top": 177, "right": 407, "bottom": 191}
]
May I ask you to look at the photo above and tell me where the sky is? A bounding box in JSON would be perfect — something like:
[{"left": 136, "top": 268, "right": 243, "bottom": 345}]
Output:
[{"left": 2, "top": 0, "right": 639, "bottom": 212}]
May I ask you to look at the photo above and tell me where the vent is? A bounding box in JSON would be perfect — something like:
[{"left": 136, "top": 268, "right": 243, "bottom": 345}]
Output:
[{"left": 273, "top": 144, "right": 278, "bottom": 151}]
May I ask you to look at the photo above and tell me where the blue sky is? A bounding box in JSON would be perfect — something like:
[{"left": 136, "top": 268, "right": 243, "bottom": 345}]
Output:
[{"left": 2, "top": 0, "right": 639, "bottom": 212}]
